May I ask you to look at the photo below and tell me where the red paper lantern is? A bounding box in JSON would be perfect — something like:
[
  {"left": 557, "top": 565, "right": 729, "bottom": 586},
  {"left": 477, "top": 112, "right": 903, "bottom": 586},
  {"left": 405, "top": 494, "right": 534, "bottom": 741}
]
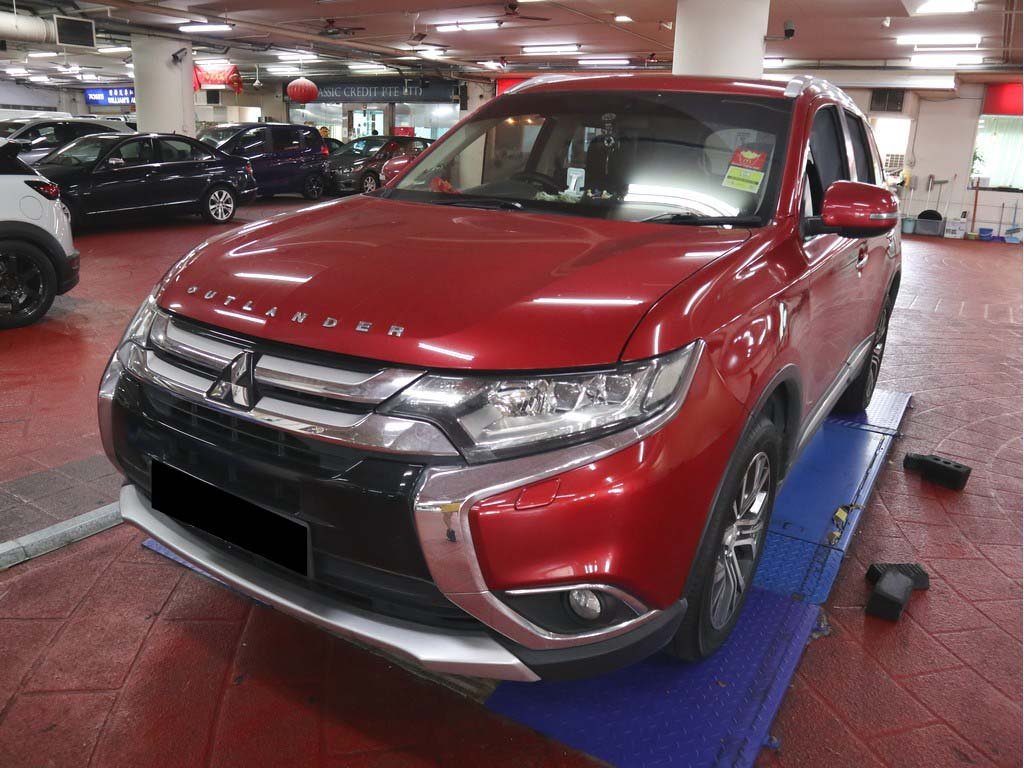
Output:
[{"left": 287, "top": 77, "right": 319, "bottom": 104}]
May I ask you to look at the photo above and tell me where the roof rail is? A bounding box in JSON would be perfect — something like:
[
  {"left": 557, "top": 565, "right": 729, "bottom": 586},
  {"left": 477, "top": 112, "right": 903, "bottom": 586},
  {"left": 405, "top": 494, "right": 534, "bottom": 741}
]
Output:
[
  {"left": 504, "top": 73, "right": 581, "bottom": 95},
  {"left": 783, "top": 75, "right": 816, "bottom": 98}
]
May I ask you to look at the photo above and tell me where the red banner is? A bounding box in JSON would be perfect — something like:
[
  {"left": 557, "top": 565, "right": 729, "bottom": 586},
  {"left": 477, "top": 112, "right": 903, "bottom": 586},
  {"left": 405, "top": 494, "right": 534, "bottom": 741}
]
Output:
[
  {"left": 982, "top": 83, "right": 1023, "bottom": 116},
  {"left": 393, "top": 126, "right": 415, "bottom": 137},
  {"left": 193, "top": 64, "right": 243, "bottom": 95}
]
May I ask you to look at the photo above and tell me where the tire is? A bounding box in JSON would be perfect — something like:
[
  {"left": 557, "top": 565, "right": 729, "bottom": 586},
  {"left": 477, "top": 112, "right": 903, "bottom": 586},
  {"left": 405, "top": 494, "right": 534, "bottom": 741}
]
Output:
[
  {"left": 302, "top": 174, "right": 325, "bottom": 200},
  {"left": 201, "top": 186, "right": 237, "bottom": 224},
  {"left": 360, "top": 172, "right": 380, "bottom": 193},
  {"left": 0, "top": 240, "right": 58, "bottom": 329},
  {"left": 834, "top": 294, "right": 892, "bottom": 413},
  {"left": 668, "top": 415, "right": 781, "bottom": 661}
]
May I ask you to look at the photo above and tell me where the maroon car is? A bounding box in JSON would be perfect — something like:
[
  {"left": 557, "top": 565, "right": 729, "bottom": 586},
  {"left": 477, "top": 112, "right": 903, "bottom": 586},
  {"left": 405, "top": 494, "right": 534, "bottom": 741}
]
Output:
[{"left": 327, "top": 135, "right": 431, "bottom": 193}]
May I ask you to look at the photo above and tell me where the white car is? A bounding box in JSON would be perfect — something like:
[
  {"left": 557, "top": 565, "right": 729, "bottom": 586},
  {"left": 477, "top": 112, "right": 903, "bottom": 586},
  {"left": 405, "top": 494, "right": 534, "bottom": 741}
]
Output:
[
  {"left": 0, "top": 139, "right": 78, "bottom": 328},
  {"left": 0, "top": 116, "right": 132, "bottom": 165}
]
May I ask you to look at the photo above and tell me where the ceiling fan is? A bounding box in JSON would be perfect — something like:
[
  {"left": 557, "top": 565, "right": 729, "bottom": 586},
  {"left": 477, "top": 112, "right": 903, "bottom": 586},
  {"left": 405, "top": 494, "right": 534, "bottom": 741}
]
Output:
[
  {"left": 319, "top": 19, "right": 366, "bottom": 37},
  {"left": 484, "top": 2, "right": 551, "bottom": 22}
]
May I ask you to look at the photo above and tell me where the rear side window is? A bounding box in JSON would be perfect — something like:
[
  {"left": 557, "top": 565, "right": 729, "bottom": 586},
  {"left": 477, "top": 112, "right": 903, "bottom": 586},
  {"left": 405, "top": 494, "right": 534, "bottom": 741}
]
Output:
[
  {"left": 159, "top": 138, "right": 214, "bottom": 162},
  {"left": 805, "top": 106, "right": 848, "bottom": 216},
  {"left": 300, "top": 127, "right": 323, "bottom": 151},
  {"left": 271, "top": 126, "right": 303, "bottom": 152},
  {"left": 73, "top": 122, "right": 113, "bottom": 138},
  {"left": 845, "top": 111, "right": 875, "bottom": 184},
  {"left": 108, "top": 138, "right": 155, "bottom": 166},
  {"left": 234, "top": 127, "right": 268, "bottom": 156}
]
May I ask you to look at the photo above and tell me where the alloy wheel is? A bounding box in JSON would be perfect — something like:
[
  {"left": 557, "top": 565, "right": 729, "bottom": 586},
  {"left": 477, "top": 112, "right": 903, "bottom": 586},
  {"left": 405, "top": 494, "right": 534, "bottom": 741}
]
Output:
[
  {"left": 307, "top": 176, "right": 324, "bottom": 197},
  {"left": 864, "top": 305, "right": 888, "bottom": 401},
  {"left": 709, "top": 451, "right": 771, "bottom": 630},
  {"left": 362, "top": 175, "right": 378, "bottom": 192},
  {"left": 208, "top": 189, "right": 235, "bottom": 221},
  {"left": 0, "top": 251, "right": 45, "bottom": 321}
]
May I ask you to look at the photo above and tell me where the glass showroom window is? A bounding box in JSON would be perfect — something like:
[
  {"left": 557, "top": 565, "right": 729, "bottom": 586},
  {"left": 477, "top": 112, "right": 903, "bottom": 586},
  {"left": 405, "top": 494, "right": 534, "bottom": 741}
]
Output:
[
  {"left": 394, "top": 102, "right": 460, "bottom": 140},
  {"left": 972, "top": 114, "right": 1024, "bottom": 190}
]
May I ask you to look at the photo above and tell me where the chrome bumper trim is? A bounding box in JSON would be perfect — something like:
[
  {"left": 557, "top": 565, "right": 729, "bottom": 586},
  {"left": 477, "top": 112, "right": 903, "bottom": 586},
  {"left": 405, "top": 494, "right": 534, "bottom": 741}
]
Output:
[
  {"left": 413, "top": 341, "right": 704, "bottom": 651},
  {"left": 119, "top": 484, "right": 539, "bottom": 682}
]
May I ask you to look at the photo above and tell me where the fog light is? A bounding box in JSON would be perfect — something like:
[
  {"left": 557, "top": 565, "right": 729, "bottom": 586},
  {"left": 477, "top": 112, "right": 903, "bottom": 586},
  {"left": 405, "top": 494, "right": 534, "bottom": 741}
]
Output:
[{"left": 567, "top": 589, "right": 602, "bottom": 621}]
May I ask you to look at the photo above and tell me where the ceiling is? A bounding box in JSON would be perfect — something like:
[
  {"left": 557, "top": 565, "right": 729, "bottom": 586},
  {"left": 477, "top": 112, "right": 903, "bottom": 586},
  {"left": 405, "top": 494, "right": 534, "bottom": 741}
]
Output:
[{"left": 0, "top": 0, "right": 1019, "bottom": 89}]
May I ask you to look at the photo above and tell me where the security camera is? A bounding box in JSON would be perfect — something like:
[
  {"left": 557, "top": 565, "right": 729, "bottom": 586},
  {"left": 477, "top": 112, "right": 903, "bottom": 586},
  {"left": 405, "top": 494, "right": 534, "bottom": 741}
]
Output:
[{"left": 783, "top": 20, "right": 796, "bottom": 39}]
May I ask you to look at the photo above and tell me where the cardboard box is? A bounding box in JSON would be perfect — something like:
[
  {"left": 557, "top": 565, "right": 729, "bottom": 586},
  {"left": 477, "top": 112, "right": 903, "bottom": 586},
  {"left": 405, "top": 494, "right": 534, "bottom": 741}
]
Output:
[{"left": 944, "top": 218, "right": 968, "bottom": 239}]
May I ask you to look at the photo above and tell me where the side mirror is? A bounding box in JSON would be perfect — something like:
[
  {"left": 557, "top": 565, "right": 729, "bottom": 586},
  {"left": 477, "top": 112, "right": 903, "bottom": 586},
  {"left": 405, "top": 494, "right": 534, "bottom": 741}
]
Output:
[
  {"left": 382, "top": 155, "right": 413, "bottom": 185},
  {"left": 804, "top": 180, "right": 899, "bottom": 238},
  {"left": 106, "top": 156, "right": 126, "bottom": 169}
]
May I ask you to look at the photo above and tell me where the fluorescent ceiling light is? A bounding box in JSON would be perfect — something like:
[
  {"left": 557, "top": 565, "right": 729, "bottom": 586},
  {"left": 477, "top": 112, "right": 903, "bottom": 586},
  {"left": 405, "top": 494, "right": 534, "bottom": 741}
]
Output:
[
  {"left": 437, "top": 22, "right": 501, "bottom": 32},
  {"left": 762, "top": 58, "right": 787, "bottom": 68},
  {"left": 522, "top": 44, "right": 581, "bottom": 55},
  {"left": 98, "top": 46, "right": 132, "bottom": 54},
  {"left": 6, "top": 68, "right": 28, "bottom": 76},
  {"left": 125, "top": 62, "right": 134, "bottom": 68},
  {"left": 578, "top": 58, "right": 630, "bottom": 67},
  {"left": 57, "top": 64, "right": 80, "bottom": 73},
  {"left": 348, "top": 62, "right": 387, "bottom": 70},
  {"left": 29, "top": 75, "right": 49, "bottom": 82},
  {"left": 614, "top": 15, "right": 633, "bottom": 22},
  {"left": 914, "top": 0, "right": 975, "bottom": 13},
  {"left": 395, "top": 56, "right": 420, "bottom": 60},
  {"left": 896, "top": 33, "right": 981, "bottom": 46},
  {"left": 266, "top": 67, "right": 300, "bottom": 74},
  {"left": 27, "top": 51, "right": 58, "bottom": 58},
  {"left": 910, "top": 52, "right": 983, "bottom": 66},
  {"left": 196, "top": 58, "right": 231, "bottom": 66},
  {"left": 179, "top": 23, "right": 234, "bottom": 32},
  {"left": 418, "top": 49, "right": 448, "bottom": 59},
  {"left": 277, "top": 52, "right": 320, "bottom": 62},
  {"left": 477, "top": 60, "right": 504, "bottom": 69}
]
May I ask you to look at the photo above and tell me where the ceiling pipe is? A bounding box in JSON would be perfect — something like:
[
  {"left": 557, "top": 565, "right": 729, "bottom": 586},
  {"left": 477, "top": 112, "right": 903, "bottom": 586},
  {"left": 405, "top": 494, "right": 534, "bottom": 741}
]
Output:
[
  {"left": 89, "top": 0, "right": 480, "bottom": 68},
  {"left": 0, "top": 10, "right": 57, "bottom": 44}
]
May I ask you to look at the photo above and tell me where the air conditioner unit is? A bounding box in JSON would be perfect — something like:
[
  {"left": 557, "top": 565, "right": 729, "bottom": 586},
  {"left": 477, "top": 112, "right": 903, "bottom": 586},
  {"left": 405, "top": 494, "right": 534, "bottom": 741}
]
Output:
[{"left": 870, "top": 89, "right": 906, "bottom": 113}]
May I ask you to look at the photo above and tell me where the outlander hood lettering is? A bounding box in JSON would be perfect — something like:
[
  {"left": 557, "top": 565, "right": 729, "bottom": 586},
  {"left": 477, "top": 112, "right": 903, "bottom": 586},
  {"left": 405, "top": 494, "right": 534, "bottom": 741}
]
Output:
[{"left": 185, "top": 284, "right": 405, "bottom": 337}]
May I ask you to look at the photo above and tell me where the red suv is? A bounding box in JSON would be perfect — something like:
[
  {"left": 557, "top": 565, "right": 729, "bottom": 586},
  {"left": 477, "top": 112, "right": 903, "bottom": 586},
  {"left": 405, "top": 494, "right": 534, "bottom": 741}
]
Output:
[{"left": 100, "top": 75, "right": 900, "bottom": 681}]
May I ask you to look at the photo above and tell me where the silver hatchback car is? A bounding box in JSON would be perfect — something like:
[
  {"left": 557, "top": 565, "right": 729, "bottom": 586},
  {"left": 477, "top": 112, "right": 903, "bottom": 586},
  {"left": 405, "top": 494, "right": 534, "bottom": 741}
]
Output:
[{"left": 0, "top": 116, "right": 131, "bottom": 165}]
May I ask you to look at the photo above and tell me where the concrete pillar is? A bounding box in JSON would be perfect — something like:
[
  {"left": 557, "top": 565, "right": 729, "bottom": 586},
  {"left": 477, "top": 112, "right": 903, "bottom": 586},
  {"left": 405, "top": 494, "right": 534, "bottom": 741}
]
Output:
[
  {"left": 671, "top": 0, "right": 771, "bottom": 79},
  {"left": 131, "top": 34, "right": 196, "bottom": 135}
]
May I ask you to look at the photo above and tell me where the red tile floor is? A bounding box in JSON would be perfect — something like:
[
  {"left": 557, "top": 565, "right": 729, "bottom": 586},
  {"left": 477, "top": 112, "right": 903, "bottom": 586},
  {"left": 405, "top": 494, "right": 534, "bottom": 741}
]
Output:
[{"left": 0, "top": 208, "right": 1020, "bottom": 767}]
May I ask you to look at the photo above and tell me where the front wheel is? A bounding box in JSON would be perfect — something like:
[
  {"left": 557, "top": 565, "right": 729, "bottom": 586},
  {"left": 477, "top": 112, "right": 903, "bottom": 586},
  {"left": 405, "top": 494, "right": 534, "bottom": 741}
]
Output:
[
  {"left": 201, "top": 186, "right": 237, "bottom": 224},
  {"left": 302, "top": 174, "right": 325, "bottom": 200},
  {"left": 0, "top": 240, "right": 57, "bottom": 329},
  {"left": 668, "top": 415, "right": 780, "bottom": 660},
  {"left": 835, "top": 295, "right": 892, "bottom": 413},
  {"left": 360, "top": 172, "right": 380, "bottom": 193}
]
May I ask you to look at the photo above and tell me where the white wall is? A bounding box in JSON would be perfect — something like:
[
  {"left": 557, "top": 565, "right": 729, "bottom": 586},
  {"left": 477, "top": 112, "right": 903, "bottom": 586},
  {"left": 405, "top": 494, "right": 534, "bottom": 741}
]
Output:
[
  {"left": 847, "top": 83, "right": 1021, "bottom": 235},
  {"left": 0, "top": 81, "right": 61, "bottom": 118}
]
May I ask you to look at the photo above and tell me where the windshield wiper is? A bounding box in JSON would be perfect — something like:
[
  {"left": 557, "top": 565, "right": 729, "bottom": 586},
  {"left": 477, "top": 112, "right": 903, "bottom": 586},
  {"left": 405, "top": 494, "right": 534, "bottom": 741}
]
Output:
[
  {"left": 642, "top": 213, "right": 762, "bottom": 227},
  {"left": 433, "top": 196, "right": 524, "bottom": 211}
]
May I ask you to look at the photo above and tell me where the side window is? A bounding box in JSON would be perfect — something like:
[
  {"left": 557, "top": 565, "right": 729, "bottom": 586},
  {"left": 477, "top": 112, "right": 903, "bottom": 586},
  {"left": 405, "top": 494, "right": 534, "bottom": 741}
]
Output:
[
  {"left": 409, "top": 140, "right": 428, "bottom": 154},
  {"left": 844, "top": 111, "right": 875, "bottom": 184},
  {"left": 108, "top": 139, "right": 154, "bottom": 166},
  {"left": 805, "top": 107, "right": 848, "bottom": 216},
  {"left": 159, "top": 138, "right": 213, "bottom": 162},
  {"left": 301, "top": 128, "right": 323, "bottom": 151},
  {"left": 235, "top": 128, "right": 268, "bottom": 156},
  {"left": 24, "top": 123, "right": 61, "bottom": 149},
  {"left": 272, "top": 126, "right": 303, "bottom": 152}
]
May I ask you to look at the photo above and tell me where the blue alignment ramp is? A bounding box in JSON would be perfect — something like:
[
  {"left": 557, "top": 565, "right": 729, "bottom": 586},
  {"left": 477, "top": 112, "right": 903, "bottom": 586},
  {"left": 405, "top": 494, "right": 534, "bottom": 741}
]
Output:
[{"left": 486, "top": 391, "right": 909, "bottom": 768}]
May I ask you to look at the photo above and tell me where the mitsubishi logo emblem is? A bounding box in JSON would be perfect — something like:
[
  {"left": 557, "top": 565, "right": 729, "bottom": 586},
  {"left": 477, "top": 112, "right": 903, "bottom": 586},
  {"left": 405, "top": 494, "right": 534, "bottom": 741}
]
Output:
[{"left": 206, "top": 351, "right": 256, "bottom": 409}]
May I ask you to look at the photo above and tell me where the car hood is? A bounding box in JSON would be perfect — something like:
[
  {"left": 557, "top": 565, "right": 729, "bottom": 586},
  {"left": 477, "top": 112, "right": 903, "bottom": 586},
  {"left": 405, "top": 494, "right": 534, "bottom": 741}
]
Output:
[
  {"left": 158, "top": 195, "right": 751, "bottom": 370},
  {"left": 327, "top": 155, "right": 367, "bottom": 171}
]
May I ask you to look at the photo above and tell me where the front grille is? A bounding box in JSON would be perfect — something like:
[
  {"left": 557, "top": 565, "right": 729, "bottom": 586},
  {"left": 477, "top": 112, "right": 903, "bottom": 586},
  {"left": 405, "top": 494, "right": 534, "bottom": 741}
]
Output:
[{"left": 112, "top": 373, "right": 478, "bottom": 631}]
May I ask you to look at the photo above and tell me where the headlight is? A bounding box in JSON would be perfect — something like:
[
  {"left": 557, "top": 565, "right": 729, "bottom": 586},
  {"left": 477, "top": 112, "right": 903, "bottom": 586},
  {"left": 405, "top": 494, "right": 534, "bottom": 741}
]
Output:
[{"left": 382, "top": 341, "right": 702, "bottom": 462}]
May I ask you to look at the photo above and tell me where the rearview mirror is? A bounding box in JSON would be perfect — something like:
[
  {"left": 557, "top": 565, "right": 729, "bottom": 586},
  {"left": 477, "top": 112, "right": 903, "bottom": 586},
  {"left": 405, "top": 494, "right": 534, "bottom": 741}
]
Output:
[{"left": 804, "top": 180, "right": 899, "bottom": 239}]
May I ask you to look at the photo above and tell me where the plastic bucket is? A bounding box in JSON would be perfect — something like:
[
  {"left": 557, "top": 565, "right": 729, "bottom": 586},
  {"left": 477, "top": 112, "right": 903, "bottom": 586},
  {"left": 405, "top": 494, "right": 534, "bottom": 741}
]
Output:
[{"left": 901, "top": 217, "right": 916, "bottom": 234}]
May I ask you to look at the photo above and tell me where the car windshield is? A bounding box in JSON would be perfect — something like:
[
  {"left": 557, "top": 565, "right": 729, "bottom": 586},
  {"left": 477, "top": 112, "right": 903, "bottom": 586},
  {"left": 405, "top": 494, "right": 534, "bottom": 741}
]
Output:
[
  {"left": 0, "top": 121, "right": 29, "bottom": 139},
  {"left": 391, "top": 90, "right": 794, "bottom": 224},
  {"left": 337, "top": 137, "right": 387, "bottom": 159},
  {"left": 197, "top": 126, "right": 241, "bottom": 148},
  {"left": 39, "top": 134, "right": 120, "bottom": 167}
]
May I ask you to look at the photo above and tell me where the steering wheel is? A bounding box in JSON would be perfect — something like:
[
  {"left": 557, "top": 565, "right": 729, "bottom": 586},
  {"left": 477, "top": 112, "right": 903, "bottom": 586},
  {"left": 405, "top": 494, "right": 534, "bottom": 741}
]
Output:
[{"left": 510, "top": 170, "right": 561, "bottom": 194}]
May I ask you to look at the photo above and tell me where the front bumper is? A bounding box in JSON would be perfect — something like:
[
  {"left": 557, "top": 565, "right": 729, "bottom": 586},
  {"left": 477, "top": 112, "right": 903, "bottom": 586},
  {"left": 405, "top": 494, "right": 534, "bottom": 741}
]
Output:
[{"left": 118, "top": 484, "right": 538, "bottom": 681}]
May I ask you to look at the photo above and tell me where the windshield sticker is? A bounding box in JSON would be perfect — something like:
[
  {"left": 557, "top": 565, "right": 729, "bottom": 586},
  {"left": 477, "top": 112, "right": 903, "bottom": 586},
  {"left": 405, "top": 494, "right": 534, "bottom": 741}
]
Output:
[
  {"left": 722, "top": 147, "right": 768, "bottom": 194},
  {"left": 567, "top": 167, "right": 586, "bottom": 193}
]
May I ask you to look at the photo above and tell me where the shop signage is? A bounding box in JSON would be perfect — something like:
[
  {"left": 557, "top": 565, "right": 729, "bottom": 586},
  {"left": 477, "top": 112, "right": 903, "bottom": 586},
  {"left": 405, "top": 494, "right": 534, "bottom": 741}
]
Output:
[
  {"left": 193, "top": 65, "right": 244, "bottom": 94},
  {"left": 296, "top": 77, "right": 458, "bottom": 104},
  {"left": 84, "top": 87, "right": 135, "bottom": 106}
]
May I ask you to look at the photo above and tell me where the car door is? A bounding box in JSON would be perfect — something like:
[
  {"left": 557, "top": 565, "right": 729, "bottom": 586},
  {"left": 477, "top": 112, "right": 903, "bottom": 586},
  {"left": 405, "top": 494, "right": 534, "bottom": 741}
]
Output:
[
  {"left": 270, "top": 125, "right": 305, "bottom": 191},
  {"left": 150, "top": 137, "right": 215, "bottom": 206},
  {"left": 842, "top": 109, "right": 894, "bottom": 330},
  {"left": 798, "top": 105, "right": 867, "bottom": 410},
  {"left": 230, "top": 127, "right": 273, "bottom": 190},
  {"left": 85, "top": 137, "right": 157, "bottom": 213}
]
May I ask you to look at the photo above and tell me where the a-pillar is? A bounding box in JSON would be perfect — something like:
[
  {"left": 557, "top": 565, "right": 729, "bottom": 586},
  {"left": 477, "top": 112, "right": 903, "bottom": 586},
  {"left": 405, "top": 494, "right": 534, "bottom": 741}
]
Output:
[
  {"left": 131, "top": 34, "right": 196, "bottom": 135},
  {"left": 671, "top": 0, "right": 771, "bottom": 79}
]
